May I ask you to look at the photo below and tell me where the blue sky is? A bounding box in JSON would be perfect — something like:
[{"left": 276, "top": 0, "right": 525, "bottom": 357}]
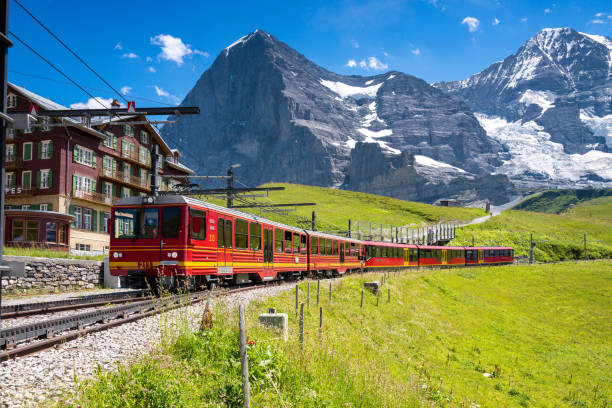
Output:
[{"left": 6, "top": 0, "right": 612, "bottom": 109}]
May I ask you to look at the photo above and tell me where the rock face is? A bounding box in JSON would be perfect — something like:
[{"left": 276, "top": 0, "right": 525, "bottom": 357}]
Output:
[
  {"left": 435, "top": 28, "right": 612, "bottom": 188},
  {"left": 163, "top": 30, "right": 512, "bottom": 204}
]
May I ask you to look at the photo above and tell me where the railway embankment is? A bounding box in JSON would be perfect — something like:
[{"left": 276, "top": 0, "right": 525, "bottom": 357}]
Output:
[
  {"left": 0, "top": 255, "right": 103, "bottom": 294},
  {"left": 59, "top": 261, "right": 611, "bottom": 407}
]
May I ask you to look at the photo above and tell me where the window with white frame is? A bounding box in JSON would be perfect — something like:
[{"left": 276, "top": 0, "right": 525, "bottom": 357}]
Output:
[
  {"left": 40, "top": 170, "right": 51, "bottom": 189},
  {"left": 102, "top": 212, "right": 111, "bottom": 233},
  {"left": 7, "top": 128, "right": 14, "bottom": 140},
  {"left": 39, "top": 204, "right": 48, "bottom": 211},
  {"left": 123, "top": 163, "right": 131, "bottom": 182},
  {"left": 6, "top": 144, "right": 15, "bottom": 161},
  {"left": 74, "top": 145, "right": 95, "bottom": 167},
  {"left": 7, "top": 94, "right": 17, "bottom": 108},
  {"left": 122, "top": 187, "right": 130, "bottom": 198},
  {"left": 140, "top": 168, "right": 147, "bottom": 186},
  {"left": 21, "top": 204, "right": 30, "bottom": 210},
  {"left": 83, "top": 208, "right": 92, "bottom": 230},
  {"left": 74, "top": 175, "right": 94, "bottom": 193},
  {"left": 41, "top": 140, "right": 52, "bottom": 159},
  {"left": 6, "top": 172, "right": 16, "bottom": 187},
  {"left": 140, "top": 130, "right": 149, "bottom": 144},
  {"left": 104, "top": 132, "right": 117, "bottom": 149},
  {"left": 75, "top": 243, "right": 91, "bottom": 251},
  {"left": 104, "top": 182, "right": 113, "bottom": 198},
  {"left": 103, "top": 156, "right": 115, "bottom": 176},
  {"left": 22, "top": 170, "right": 32, "bottom": 189},
  {"left": 122, "top": 125, "right": 135, "bottom": 137},
  {"left": 23, "top": 142, "right": 33, "bottom": 160},
  {"left": 74, "top": 206, "right": 82, "bottom": 229}
]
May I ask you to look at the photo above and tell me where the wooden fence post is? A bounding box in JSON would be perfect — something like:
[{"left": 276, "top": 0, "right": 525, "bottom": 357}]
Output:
[
  {"left": 317, "top": 279, "right": 320, "bottom": 306},
  {"left": 388, "top": 288, "right": 390, "bottom": 304},
  {"left": 299, "top": 303, "right": 304, "bottom": 350},
  {"left": 360, "top": 289, "right": 364, "bottom": 308},
  {"left": 307, "top": 281, "right": 310, "bottom": 307},
  {"left": 319, "top": 307, "right": 323, "bottom": 338},
  {"left": 238, "top": 305, "right": 251, "bottom": 408},
  {"left": 295, "top": 284, "right": 299, "bottom": 317},
  {"left": 328, "top": 281, "right": 332, "bottom": 302}
]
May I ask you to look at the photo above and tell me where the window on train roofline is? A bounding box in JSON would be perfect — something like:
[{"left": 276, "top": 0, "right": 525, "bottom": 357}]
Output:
[
  {"left": 292, "top": 233, "right": 300, "bottom": 254},
  {"left": 284, "top": 231, "right": 292, "bottom": 253},
  {"left": 224, "top": 219, "right": 233, "bottom": 248},
  {"left": 275, "top": 229, "right": 283, "bottom": 253},
  {"left": 162, "top": 207, "right": 181, "bottom": 239},
  {"left": 217, "top": 218, "right": 224, "bottom": 248},
  {"left": 250, "top": 222, "right": 261, "bottom": 251},
  {"left": 235, "top": 219, "right": 249, "bottom": 249},
  {"left": 113, "top": 208, "right": 159, "bottom": 239},
  {"left": 300, "top": 235, "right": 307, "bottom": 255},
  {"left": 189, "top": 209, "right": 206, "bottom": 240},
  {"left": 332, "top": 240, "right": 338, "bottom": 256},
  {"left": 311, "top": 237, "right": 318, "bottom": 254},
  {"left": 326, "top": 239, "right": 332, "bottom": 256}
]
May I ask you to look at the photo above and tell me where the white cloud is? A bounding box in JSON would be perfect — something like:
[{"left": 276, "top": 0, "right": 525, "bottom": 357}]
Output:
[
  {"left": 150, "top": 34, "right": 206, "bottom": 66},
  {"left": 521, "top": 17, "right": 528, "bottom": 23},
  {"left": 114, "top": 42, "right": 122, "bottom": 50},
  {"left": 346, "top": 59, "right": 357, "bottom": 67},
  {"left": 595, "top": 12, "right": 604, "bottom": 17},
  {"left": 462, "top": 17, "right": 480, "bottom": 32},
  {"left": 411, "top": 48, "right": 421, "bottom": 56},
  {"left": 351, "top": 39, "right": 359, "bottom": 48},
  {"left": 120, "top": 86, "right": 131, "bottom": 95},
  {"left": 146, "top": 56, "right": 153, "bottom": 62},
  {"left": 492, "top": 17, "right": 500, "bottom": 26},
  {"left": 359, "top": 60, "right": 367, "bottom": 68},
  {"left": 70, "top": 97, "right": 123, "bottom": 109},
  {"left": 368, "top": 56, "right": 388, "bottom": 70},
  {"left": 591, "top": 19, "right": 605, "bottom": 24},
  {"left": 154, "top": 86, "right": 169, "bottom": 97},
  {"left": 544, "top": 8, "right": 551, "bottom": 13},
  {"left": 148, "top": 67, "right": 156, "bottom": 73},
  {"left": 122, "top": 52, "right": 139, "bottom": 59},
  {"left": 383, "top": 51, "right": 389, "bottom": 57}
]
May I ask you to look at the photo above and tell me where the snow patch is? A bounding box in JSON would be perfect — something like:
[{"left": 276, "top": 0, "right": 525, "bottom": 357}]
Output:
[
  {"left": 345, "top": 138, "right": 357, "bottom": 149},
  {"left": 476, "top": 113, "right": 612, "bottom": 183},
  {"left": 320, "top": 79, "right": 382, "bottom": 99},
  {"left": 388, "top": 74, "right": 396, "bottom": 80},
  {"left": 414, "top": 155, "right": 467, "bottom": 173},
  {"left": 580, "top": 110, "right": 612, "bottom": 148},
  {"left": 362, "top": 101, "right": 385, "bottom": 127},
  {"left": 365, "top": 79, "right": 374, "bottom": 85},
  {"left": 519, "top": 90, "right": 555, "bottom": 113},
  {"left": 357, "top": 128, "right": 393, "bottom": 138},
  {"left": 357, "top": 128, "right": 400, "bottom": 154}
]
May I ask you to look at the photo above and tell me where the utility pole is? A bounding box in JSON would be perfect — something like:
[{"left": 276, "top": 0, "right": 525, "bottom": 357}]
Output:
[
  {"left": 584, "top": 233, "right": 587, "bottom": 261},
  {"left": 472, "top": 235, "right": 475, "bottom": 247},
  {"left": 0, "top": 0, "right": 9, "bottom": 328},
  {"left": 149, "top": 145, "right": 159, "bottom": 196},
  {"left": 226, "top": 164, "right": 239, "bottom": 208},
  {"left": 311, "top": 211, "right": 316, "bottom": 231},
  {"left": 348, "top": 219, "right": 351, "bottom": 238},
  {"left": 529, "top": 233, "right": 534, "bottom": 264}
]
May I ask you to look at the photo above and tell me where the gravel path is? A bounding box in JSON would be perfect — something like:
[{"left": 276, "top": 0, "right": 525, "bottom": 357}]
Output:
[{"left": 0, "top": 283, "right": 293, "bottom": 407}]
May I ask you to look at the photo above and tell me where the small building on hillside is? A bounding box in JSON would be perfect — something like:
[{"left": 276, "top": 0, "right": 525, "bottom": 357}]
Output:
[
  {"left": 435, "top": 199, "right": 461, "bottom": 207},
  {"left": 4, "top": 209, "right": 73, "bottom": 251}
]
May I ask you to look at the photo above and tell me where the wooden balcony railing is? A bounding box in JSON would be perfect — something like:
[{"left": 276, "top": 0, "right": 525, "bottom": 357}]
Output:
[
  {"left": 99, "top": 168, "right": 151, "bottom": 192},
  {"left": 121, "top": 150, "right": 151, "bottom": 168},
  {"left": 5, "top": 156, "right": 23, "bottom": 169},
  {"left": 73, "top": 189, "right": 119, "bottom": 205}
]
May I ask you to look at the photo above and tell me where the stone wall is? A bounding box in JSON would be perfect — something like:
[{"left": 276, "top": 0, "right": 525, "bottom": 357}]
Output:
[{"left": 1, "top": 255, "right": 104, "bottom": 293}]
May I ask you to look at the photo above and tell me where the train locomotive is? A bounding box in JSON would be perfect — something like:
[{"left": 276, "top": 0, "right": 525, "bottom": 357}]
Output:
[{"left": 109, "top": 195, "right": 514, "bottom": 289}]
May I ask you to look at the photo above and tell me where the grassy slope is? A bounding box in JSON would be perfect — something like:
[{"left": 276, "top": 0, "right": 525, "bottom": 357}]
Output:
[
  {"left": 452, "top": 196, "right": 612, "bottom": 261},
  {"left": 63, "top": 261, "right": 612, "bottom": 408},
  {"left": 208, "top": 183, "right": 486, "bottom": 231},
  {"left": 513, "top": 189, "right": 612, "bottom": 214},
  {"left": 2, "top": 246, "right": 105, "bottom": 261}
]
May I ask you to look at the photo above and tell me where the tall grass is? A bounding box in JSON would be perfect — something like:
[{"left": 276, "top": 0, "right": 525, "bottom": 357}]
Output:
[{"left": 3, "top": 246, "right": 105, "bottom": 261}]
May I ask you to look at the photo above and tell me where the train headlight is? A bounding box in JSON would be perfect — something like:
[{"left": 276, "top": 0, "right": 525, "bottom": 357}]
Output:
[
  {"left": 167, "top": 252, "right": 172, "bottom": 258},
  {"left": 113, "top": 252, "right": 120, "bottom": 258},
  {"left": 171, "top": 252, "right": 178, "bottom": 259}
]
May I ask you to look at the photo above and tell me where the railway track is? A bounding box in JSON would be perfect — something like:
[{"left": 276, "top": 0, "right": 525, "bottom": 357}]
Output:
[
  {"left": 0, "top": 290, "right": 151, "bottom": 319},
  {"left": 0, "top": 285, "right": 262, "bottom": 362}
]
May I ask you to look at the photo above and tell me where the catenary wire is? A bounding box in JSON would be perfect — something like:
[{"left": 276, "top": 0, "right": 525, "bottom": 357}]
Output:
[
  {"left": 9, "top": 30, "right": 109, "bottom": 110},
  {"left": 13, "top": 0, "right": 128, "bottom": 103}
]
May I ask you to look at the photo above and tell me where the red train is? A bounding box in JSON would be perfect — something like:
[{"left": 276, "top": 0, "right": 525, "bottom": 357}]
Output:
[{"left": 109, "top": 196, "right": 514, "bottom": 289}]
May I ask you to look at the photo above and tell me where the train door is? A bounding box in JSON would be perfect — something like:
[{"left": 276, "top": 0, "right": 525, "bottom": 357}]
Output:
[
  {"left": 442, "top": 249, "right": 447, "bottom": 265},
  {"left": 263, "top": 228, "right": 274, "bottom": 277},
  {"left": 478, "top": 249, "right": 484, "bottom": 264},
  {"left": 216, "top": 216, "right": 234, "bottom": 275},
  {"left": 160, "top": 206, "right": 183, "bottom": 264},
  {"left": 340, "top": 242, "right": 345, "bottom": 263}
]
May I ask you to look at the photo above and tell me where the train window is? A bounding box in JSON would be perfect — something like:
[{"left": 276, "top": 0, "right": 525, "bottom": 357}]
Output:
[
  {"left": 235, "top": 219, "right": 249, "bottom": 249},
  {"left": 284, "top": 231, "right": 292, "bottom": 253},
  {"left": 311, "top": 237, "right": 318, "bottom": 254},
  {"left": 275, "top": 229, "right": 283, "bottom": 253},
  {"left": 250, "top": 222, "right": 261, "bottom": 251},
  {"left": 161, "top": 207, "right": 181, "bottom": 239},
  {"left": 189, "top": 209, "right": 206, "bottom": 240},
  {"left": 345, "top": 243, "right": 350, "bottom": 256},
  {"left": 300, "top": 235, "right": 307, "bottom": 255},
  {"left": 292, "top": 233, "right": 300, "bottom": 254},
  {"left": 114, "top": 208, "right": 158, "bottom": 239},
  {"left": 217, "top": 218, "right": 224, "bottom": 248},
  {"left": 326, "top": 239, "right": 332, "bottom": 256},
  {"left": 332, "top": 240, "right": 338, "bottom": 255},
  {"left": 224, "top": 220, "right": 233, "bottom": 248}
]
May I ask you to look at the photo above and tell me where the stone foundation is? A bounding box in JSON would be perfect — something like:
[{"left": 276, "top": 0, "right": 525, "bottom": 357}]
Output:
[{"left": 0, "top": 255, "right": 104, "bottom": 294}]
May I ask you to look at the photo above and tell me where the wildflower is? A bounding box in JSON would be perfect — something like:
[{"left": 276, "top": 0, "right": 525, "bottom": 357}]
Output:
[{"left": 248, "top": 340, "right": 255, "bottom": 346}]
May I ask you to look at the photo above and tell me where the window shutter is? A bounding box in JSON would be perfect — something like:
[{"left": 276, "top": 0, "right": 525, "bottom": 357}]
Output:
[
  {"left": 31, "top": 204, "right": 39, "bottom": 210},
  {"left": 72, "top": 174, "right": 77, "bottom": 192},
  {"left": 92, "top": 179, "right": 97, "bottom": 192},
  {"left": 122, "top": 125, "right": 127, "bottom": 135},
  {"left": 24, "top": 143, "right": 32, "bottom": 160},
  {"left": 99, "top": 212, "right": 104, "bottom": 233},
  {"left": 49, "top": 141, "right": 53, "bottom": 158},
  {"left": 121, "top": 140, "right": 126, "bottom": 155},
  {"left": 92, "top": 210, "right": 98, "bottom": 232},
  {"left": 23, "top": 172, "right": 30, "bottom": 189},
  {"left": 11, "top": 174, "right": 16, "bottom": 186},
  {"left": 36, "top": 171, "right": 41, "bottom": 188},
  {"left": 69, "top": 205, "right": 76, "bottom": 227},
  {"left": 37, "top": 142, "right": 42, "bottom": 159},
  {"left": 47, "top": 203, "right": 53, "bottom": 211},
  {"left": 113, "top": 160, "right": 117, "bottom": 172},
  {"left": 113, "top": 135, "right": 117, "bottom": 149},
  {"left": 92, "top": 152, "right": 97, "bottom": 168},
  {"left": 113, "top": 184, "right": 117, "bottom": 196},
  {"left": 48, "top": 170, "right": 53, "bottom": 187},
  {"left": 73, "top": 146, "right": 78, "bottom": 162}
]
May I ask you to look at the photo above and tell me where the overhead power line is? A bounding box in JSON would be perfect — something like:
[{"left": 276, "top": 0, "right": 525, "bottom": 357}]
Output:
[
  {"left": 13, "top": 0, "right": 127, "bottom": 104},
  {"left": 9, "top": 30, "right": 108, "bottom": 109}
]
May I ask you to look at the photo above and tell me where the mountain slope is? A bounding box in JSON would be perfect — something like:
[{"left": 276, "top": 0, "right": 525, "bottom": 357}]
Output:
[
  {"left": 435, "top": 28, "right": 612, "bottom": 188},
  {"left": 163, "top": 30, "right": 512, "bottom": 204}
]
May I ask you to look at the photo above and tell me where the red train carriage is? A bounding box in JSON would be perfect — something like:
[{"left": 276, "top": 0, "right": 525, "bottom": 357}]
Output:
[
  {"left": 307, "top": 231, "right": 362, "bottom": 277},
  {"left": 363, "top": 241, "right": 416, "bottom": 270},
  {"left": 418, "top": 246, "right": 466, "bottom": 267},
  {"left": 465, "top": 247, "right": 514, "bottom": 266},
  {"left": 109, "top": 196, "right": 309, "bottom": 288}
]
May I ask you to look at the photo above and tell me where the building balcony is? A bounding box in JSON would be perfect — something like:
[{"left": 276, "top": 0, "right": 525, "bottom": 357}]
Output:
[
  {"left": 99, "top": 168, "right": 151, "bottom": 192},
  {"left": 73, "top": 189, "right": 119, "bottom": 206},
  {"left": 121, "top": 151, "right": 151, "bottom": 169},
  {"left": 5, "top": 156, "right": 23, "bottom": 169}
]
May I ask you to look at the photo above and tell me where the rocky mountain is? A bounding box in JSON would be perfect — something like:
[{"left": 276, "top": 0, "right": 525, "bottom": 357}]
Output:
[
  {"left": 435, "top": 28, "right": 612, "bottom": 188},
  {"left": 163, "top": 30, "right": 513, "bottom": 205}
]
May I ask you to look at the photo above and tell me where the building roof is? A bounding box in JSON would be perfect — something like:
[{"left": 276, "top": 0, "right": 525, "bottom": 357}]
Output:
[{"left": 165, "top": 159, "right": 195, "bottom": 175}]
